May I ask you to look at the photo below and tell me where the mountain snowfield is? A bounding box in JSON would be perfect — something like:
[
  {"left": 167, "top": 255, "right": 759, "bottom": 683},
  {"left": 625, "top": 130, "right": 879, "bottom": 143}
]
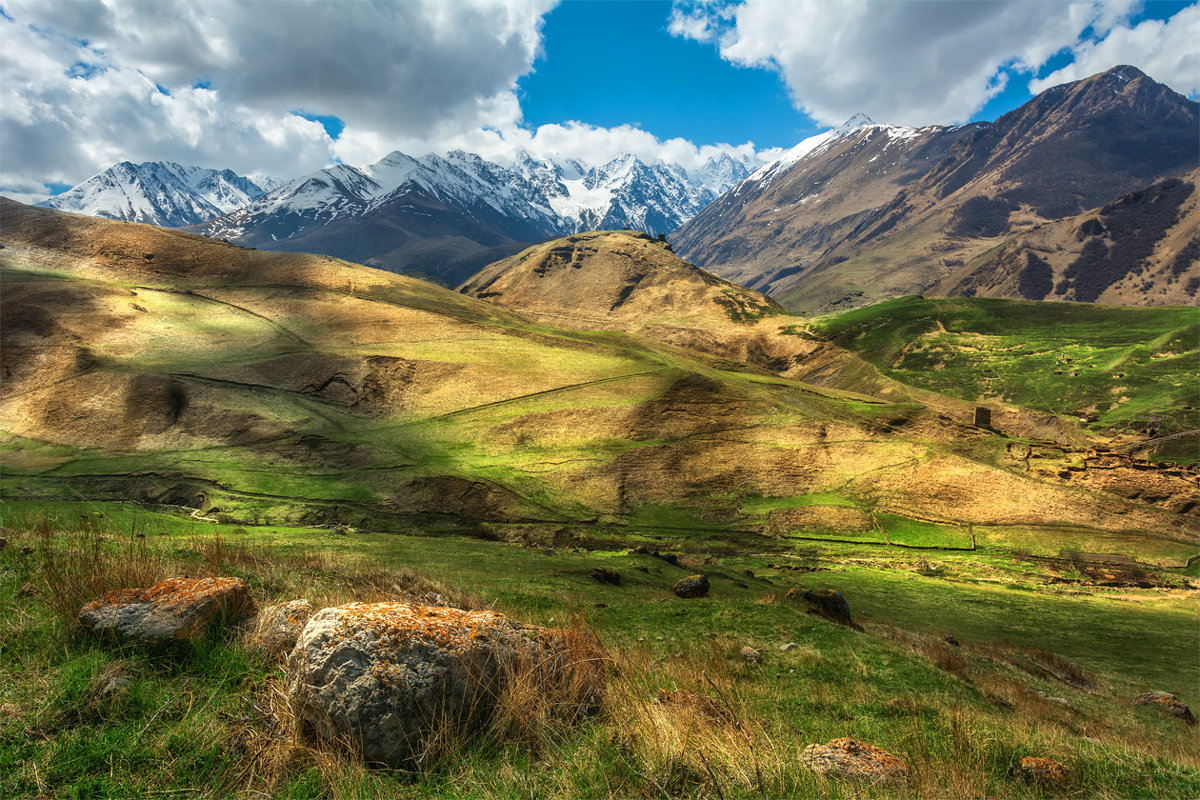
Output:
[
  {"left": 37, "top": 162, "right": 278, "bottom": 227},
  {"left": 198, "top": 147, "right": 754, "bottom": 244}
]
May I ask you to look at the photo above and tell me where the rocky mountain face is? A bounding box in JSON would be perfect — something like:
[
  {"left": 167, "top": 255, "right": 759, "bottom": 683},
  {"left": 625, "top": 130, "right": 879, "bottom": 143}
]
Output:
[
  {"left": 674, "top": 66, "right": 1200, "bottom": 312},
  {"left": 933, "top": 168, "right": 1200, "bottom": 305},
  {"left": 37, "top": 161, "right": 274, "bottom": 227}
]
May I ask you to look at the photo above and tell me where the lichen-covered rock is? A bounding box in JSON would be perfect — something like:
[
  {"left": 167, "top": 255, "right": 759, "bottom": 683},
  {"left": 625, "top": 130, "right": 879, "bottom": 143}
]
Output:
[
  {"left": 1133, "top": 691, "right": 1195, "bottom": 724},
  {"left": 288, "top": 602, "right": 602, "bottom": 765},
  {"left": 1019, "top": 756, "right": 1071, "bottom": 786},
  {"left": 739, "top": 645, "right": 762, "bottom": 663},
  {"left": 248, "top": 599, "right": 314, "bottom": 654},
  {"left": 801, "top": 737, "right": 909, "bottom": 784},
  {"left": 674, "top": 574, "right": 709, "bottom": 599},
  {"left": 79, "top": 577, "right": 255, "bottom": 642}
]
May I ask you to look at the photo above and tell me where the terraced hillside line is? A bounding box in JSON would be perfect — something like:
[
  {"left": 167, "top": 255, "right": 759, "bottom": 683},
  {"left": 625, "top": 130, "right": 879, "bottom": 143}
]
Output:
[
  {"left": 147, "top": 287, "right": 314, "bottom": 349},
  {"left": 416, "top": 367, "right": 670, "bottom": 423}
]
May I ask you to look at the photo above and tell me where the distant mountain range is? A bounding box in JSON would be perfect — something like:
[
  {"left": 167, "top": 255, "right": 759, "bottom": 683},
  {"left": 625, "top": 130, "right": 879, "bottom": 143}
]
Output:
[
  {"left": 674, "top": 65, "right": 1199, "bottom": 311},
  {"left": 37, "top": 162, "right": 280, "bottom": 227},
  {"left": 39, "top": 149, "right": 752, "bottom": 285}
]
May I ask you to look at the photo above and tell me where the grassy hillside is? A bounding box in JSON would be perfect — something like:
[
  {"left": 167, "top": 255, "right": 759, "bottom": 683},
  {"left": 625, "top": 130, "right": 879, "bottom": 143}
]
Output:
[
  {"left": 1, "top": 502, "right": 1197, "bottom": 799},
  {"left": 796, "top": 296, "right": 1199, "bottom": 446},
  {"left": 6, "top": 202, "right": 1194, "bottom": 540}
]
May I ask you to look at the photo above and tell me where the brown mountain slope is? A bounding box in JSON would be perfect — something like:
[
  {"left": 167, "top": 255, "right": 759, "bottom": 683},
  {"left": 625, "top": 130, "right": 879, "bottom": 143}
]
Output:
[
  {"left": 674, "top": 66, "right": 1199, "bottom": 313},
  {"left": 2, "top": 200, "right": 1195, "bottom": 541},
  {"left": 932, "top": 169, "right": 1200, "bottom": 304}
]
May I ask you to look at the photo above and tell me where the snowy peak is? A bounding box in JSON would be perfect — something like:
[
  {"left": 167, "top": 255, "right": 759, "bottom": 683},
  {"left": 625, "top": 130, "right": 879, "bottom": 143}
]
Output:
[
  {"left": 833, "top": 113, "right": 876, "bottom": 135},
  {"left": 37, "top": 161, "right": 272, "bottom": 227}
]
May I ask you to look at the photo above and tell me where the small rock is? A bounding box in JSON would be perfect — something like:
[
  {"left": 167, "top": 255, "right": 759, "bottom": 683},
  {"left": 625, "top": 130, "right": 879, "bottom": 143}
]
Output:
[
  {"left": 657, "top": 552, "right": 682, "bottom": 568},
  {"left": 779, "top": 642, "right": 798, "bottom": 651},
  {"left": 739, "top": 645, "right": 762, "bottom": 663},
  {"left": 248, "top": 599, "right": 314, "bottom": 654},
  {"left": 20, "top": 546, "right": 34, "bottom": 555},
  {"left": 632, "top": 545, "right": 650, "bottom": 555},
  {"left": 673, "top": 574, "right": 709, "bottom": 599},
  {"left": 591, "top": 568, "right": 621, "bottom": 586},
  {"left": 943, "top": 634, "right": 961, "bottom": 647},
  {"left": 79, "top": 576, "right": 256, "bottom": 642},
  {"left": 1133, "top": 691, "right": 1195, "bottom": 724},
  {"left": 789, "top": 588, "right": 856, "bottom": 627},
  {"left": 801, "top": 737, "right": 909, "bottom": 784},
  {"left": 1018, "top": 756, "right": 1071, "bottom": 786}
]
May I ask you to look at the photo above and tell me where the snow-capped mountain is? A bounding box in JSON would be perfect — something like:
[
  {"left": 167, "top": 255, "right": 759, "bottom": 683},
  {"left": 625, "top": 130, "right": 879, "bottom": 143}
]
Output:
[
  {"left": 38, "top": 162, "right": 273, "bottom": 227},
  {"left": 191, "top": 148, "right": 754, "bottom": 284}
]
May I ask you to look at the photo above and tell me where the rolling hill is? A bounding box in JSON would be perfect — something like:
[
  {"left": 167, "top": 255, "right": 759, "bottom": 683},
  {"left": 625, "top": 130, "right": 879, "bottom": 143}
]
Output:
[{"left": 2, "top": 199, "right": 1195, "bottom": 543}]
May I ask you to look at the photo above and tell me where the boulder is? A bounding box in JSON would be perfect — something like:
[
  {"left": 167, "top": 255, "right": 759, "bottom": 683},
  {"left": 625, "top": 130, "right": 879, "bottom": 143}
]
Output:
[
  {"left": 288, "top": 602, "right": 602, "bottom": 765},
  {"left": 739, "top": 645, "right": 762, "bottom": 663},
  {"left": 248, "top": 599, "right": 314, "bottom": 654},
  {"left": 79, "top": 577, "right": 255, "bottom": 642},
  {"left": 1133, "top": 691, "right": 1195, "bottom": 724},
  {"left": 673, "top": 574, "right": 709, "bottom": 599},
  {"left": 801, "top": 737, "right": 909, "bottom": 784},
  {"left": 1018, "top": 756, "right": 1071, "bottom": 786},
  {"left": 790, "top": 588, "right": 856, "bottom": 627},
  {"left": 590, "top": 568, "right": 621, "bottom": 586}
]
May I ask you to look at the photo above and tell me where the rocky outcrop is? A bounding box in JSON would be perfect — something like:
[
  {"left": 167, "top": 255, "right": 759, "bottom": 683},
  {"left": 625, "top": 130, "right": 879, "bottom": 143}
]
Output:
[
  {"left": 673, "top": 575, "right": 710, "bottom": 599},
  {"left": 801, "top": 737, "right": 909, "bottom": 784},
  {"left": 288, "top": 602, "right": 603, "bottom": 765},
  {"left": 79, "top": 577, "right": 255, "bottom": 642},
  {"left": 1133, "top": 691, "right": 1195, "bottom": 724}
]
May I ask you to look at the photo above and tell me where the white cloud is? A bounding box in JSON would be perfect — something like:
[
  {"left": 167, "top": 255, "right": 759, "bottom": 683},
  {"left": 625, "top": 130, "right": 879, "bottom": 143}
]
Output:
[
  {"left": 1030, "top": 4, "right": 1200, "bottom": 95},
  {"left": 668, "top": 0, "right": 1177, "bottom": 126},
  {"left": 0, "top": 0, "right": 559, "bottom": 199}
]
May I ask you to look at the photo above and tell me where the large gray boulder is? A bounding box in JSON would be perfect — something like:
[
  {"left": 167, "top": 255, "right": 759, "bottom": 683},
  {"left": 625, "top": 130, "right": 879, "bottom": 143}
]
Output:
[
  {"left": 79, "top": 577, "right": 256, "bottom": 642},
  {"left": 288, "top": 602, "right": 603, "bottom": 765}
]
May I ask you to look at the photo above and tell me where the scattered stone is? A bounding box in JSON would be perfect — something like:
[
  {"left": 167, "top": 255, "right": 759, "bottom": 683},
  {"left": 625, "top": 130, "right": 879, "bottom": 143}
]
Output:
[
  {"left": 79, "top": 576, "right": 256, "bottom": 642},
  {"left": 288, "top": 602, "right": 603, "bottom": 766},
  {"left": 673, "top": 574, "right": 709, "bottom": 599},
  {"left": 1133, "top": 691, "right": 1195, "bottom": 724},
  {"left": 743, "top": 568, "right": 756, "bottom": 577},
  {"left": 739, "top": 645, "right": 762, "bottom": 663},
  {"left": 779, "top": 642, "right": 798, "bottom": 652},
  {"left": 591, "top": 568, "right": 622, "bottom": 586},
  {"left": 1035, "top": 691, "right": 1072, "bottom": 708},
  {"left": 790, "top": 588, "right": 857, "bottom": 628},
  {"left": 248, "top": 599, "right": 314, "bottom": 654},
  {"left": 1018, "top": 756, "right": 1071, "bottom": 786},
  {"left": 943, "top": 634, "right": 961, "bottom": 647},
  {"left": 632, "top": 545, "right": 651, "bottom": 555},
  {"left": 654, "top": 689, "right": 736, "bottom": 724},
  {"left": 801, "top": 737, "right": 909, "bottom": 784},
  {"left": 657, "top": 552, "right": 682, "bottom": 568},
  {"left": 20, "top": 546, "right": 34, "bottom": 555}
]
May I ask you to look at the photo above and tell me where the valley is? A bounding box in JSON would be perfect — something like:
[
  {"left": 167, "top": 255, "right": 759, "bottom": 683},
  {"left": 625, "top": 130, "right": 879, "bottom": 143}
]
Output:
[{"left": 2, "top": 55, "right": 1197, "bottom": 800}]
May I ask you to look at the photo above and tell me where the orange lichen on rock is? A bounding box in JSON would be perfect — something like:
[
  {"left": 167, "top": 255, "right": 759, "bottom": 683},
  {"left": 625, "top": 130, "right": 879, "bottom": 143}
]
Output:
[
  {"left": 801, "top": 737, "right": 909, "bottom": 784},
  {"left": 288, "top": 602, "right": 604, "bottom": 766},
  {"left": 79, "top": 576, "right": 255, "bottom": 642},
  {"left": 1019, "top": 756, "right": 1071, "bottom": 786},
  {"left": 1133, "top": 691, "right": 1196, "bottom": 724}
]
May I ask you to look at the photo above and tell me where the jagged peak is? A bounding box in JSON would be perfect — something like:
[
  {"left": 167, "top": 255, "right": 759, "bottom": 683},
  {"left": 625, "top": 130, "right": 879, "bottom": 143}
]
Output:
[{"left": 834, "top": 113, "right": 876, "bottom": 135}]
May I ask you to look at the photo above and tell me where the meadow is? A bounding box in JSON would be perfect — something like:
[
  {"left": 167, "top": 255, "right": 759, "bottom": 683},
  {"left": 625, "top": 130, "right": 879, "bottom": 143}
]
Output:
[{"left": 2, "top": 499, "right": 1196, "bottom": 799}]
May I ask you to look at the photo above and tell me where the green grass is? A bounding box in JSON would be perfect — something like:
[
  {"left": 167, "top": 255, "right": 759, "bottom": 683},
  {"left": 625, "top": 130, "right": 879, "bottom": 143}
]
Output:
[
  {"left": 2, "top": 501, "right": 1196, "bottom": 800},
  {"left": 796, "top": 296, "right": 1200, "bottom": 442}
]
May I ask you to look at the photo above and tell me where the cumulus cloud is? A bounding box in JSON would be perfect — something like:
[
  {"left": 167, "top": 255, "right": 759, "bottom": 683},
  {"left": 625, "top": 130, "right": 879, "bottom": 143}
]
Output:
[
  {"left": 1029, "top": 4, "right": 1200, "bottom": 95},
  {"left": 0, "top": 0, "right": 559, "bottom": 199},
  {"left": 667, "top": 0, "right": 1181, "bottom": 126}
]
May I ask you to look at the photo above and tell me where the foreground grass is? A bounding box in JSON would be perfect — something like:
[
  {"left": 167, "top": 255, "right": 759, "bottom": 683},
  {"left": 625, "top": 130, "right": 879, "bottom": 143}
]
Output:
[{"left": 1, "top": 501, "right": 1197, "bottom": 799}]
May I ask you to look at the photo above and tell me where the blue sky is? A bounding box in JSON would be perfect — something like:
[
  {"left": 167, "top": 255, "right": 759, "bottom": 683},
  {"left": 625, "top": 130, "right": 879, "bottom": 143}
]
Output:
[
  {"left": 1, "top": 0, "right": 1197, "bottom": 201},
  {"left": 519, "top": 0, "right": 1198, "bottom": 149}
]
